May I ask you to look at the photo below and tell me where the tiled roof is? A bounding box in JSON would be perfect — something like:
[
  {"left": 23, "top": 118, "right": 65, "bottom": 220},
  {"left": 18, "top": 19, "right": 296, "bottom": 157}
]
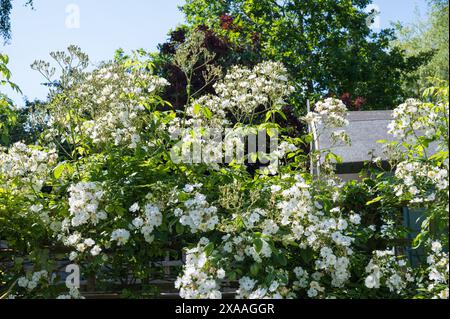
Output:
[{"left": 317, "top": 110, "right": 437, "bottom": 165}]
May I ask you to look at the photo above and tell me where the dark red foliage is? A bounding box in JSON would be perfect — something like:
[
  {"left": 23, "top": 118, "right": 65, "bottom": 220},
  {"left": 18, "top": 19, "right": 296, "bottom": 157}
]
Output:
[
  {"left": 339, "top": 92, "right": 366, "bottom": 110},
  {"left": 352, "top": 96, "right": 366, "bottom": 110},
  {"left": 202, "top": 28, "right": 229, "bottom": 57},
  {"left": 220, "top": 14, "right": 234, "bottom": 30},
  {"left": 251, "top": 32, "right": 261, "bottom": 46},
  {"left": 163, "top": 64, "right": 188, "bottom": 110},
  {"left": 170, "top": 28, "right": 187, "bottom": 43},
  {"left": 156, "top": 26, "right": 232, "bottom": 110},
  {"left": 195, "top": 25, "right": 209, "bottom": 33},
  {"left": 160, "top": 42, "right": 176, "bottom": 55},
  {"left": 341, "top": 92, "right": 352, "bottom": 107}
]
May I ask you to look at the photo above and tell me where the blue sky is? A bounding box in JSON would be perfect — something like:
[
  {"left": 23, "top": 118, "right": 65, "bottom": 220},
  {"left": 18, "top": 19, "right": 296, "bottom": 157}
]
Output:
[{"left": 1, "top": 0, "right": 429, "bottom": 105}]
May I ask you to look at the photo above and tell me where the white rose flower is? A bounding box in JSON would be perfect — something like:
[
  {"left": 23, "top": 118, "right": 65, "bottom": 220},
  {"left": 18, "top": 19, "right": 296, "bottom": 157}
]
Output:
[
  {"left": 129, "top": 202, "right": 140, "bottom": 212},
  {"left": 90, "top": 245, "right": 102, "bottom": 256}
]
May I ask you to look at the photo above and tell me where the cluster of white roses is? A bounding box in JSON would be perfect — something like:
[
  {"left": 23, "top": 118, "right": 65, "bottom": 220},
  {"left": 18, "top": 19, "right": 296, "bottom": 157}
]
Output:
[
  {"left": 174, "top": 61, "right": 295, "bottom": 170},
  {"left": 175, "top": 173, "right": 361, "bottom": 299},
  {"left": 237, "top": 270, "right": 291, "bottom": 299},
  {"left": 186, "top": 95, "right": 230, "bottom": 128},
  {"left": 17, "top": 270, "right": 49, "bottom": 291},
  {"left": 258, "top": 141, "right": 298, "bottom": 175},
  {"left": 175, "top": 239, "right": 223, "bottom": 299},
  {"left": 43, "top": 62, "right": 169, "bottom": 150},
  {"left": 175, "top": 184, "right": 219, "bottom": 233},
  {"left": 382, "top": 93, "right": 448, "bottom": 298},
  {"left": 166, "top": 122, "right": 231, "bottom": 170},
  {"left": 169, "top": 124, "right": 296, "bottom": 173},
  {"left": 0, "top": 142, "right": 57, "bottom": 194},
  {"left": 394, "top": 161, "right": 448, "bottom": 203},
  {"left": 276, "top": 178, "right": 356, "bottom": 295},
  {"left": 292, "top": 266, "right": 313, "bottom": 295},
  {"left": 179, "top": 127, "right": 225, "bottom": 169},
  {"left": 302, "top": 98, "right": 350, "bottom": 171},
  {"left": 211, "top": 61, "right": 294, "bottom": 120},
  {"left": 388, "top": 98, "right": 448, "bottom": 141},
  {"left": 176, "top": 203, "right": 290, "bottom": 298},
  {"left": 57, "top": 182, "right": 107, "bottom": 259},
  {"left": 184, "top": 61, "right": 290, "bottom": 121},
  {"left": 110, "top": 228, "right": 131, "bottom": 246},
  {"left": 243, "top": 208, "right": 267, "bottom": 229},
  {"left": 278, "top": 177, "right": 355, "bottom": 245},
  {"left": 12, "top": 272, "right": 88, "bottom": 299},
  {"left": 422, "top": 241, "right": 449, "bottom": 299},
  {"left": 364, "top": 248, "right": 415, "bottom": 293},
  {"left": 67, "top": 182, "right": 107, "bottom": 227},
  {"left": 130, "top": 200, "right": 163, "bottom": 243},
  {"left": 221, "top": 233, "right": 272, "bottom": 263},
  {"left": 64, "top": 233, "right": 102, "bottom": 259},
  {"left": 83, "top": 69, "right": 169, "bottom": 148},
  {"left": 56, "top": 287, "right": 85, "bottom": 299},
  {"left": 304, "top": 98, "right": 349, "bottom": 128},
  {"left": 82, "top": 103, "right": 144, "bottom": 149},
  {"left": 317, "top": 247, "right": 351, "bottom": 288},
  {"left": 304, "top": 279, "right": 326, "bottom": 298}
]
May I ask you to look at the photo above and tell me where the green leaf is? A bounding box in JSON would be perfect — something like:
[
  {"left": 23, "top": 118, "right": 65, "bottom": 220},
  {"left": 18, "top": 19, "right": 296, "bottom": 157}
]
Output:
[
  {"left": 254, "top": 238, "right": 263, "bottom": 253},
  {"left": 249, "top": 152, "right": 258, "bottom": 163},
  {"left": 193, "top": 103, "right": 201, "bottom": 115},
  {"left": 201, "top": 106, "right": 212, "bottom": 119},
  {"left": 228, "top": 272, "right": 237, "bottom": 281},
  {"left": 53, "top": 163, "right": 65, "bottom": 179},
  {"left": 366, "top": 196, "right": 383, "bottom": 206},
  {"left": 287, "top": 152, "right": 296, "bottom": 159},
  {"left": 429, "top": 150, "right": 448, "bottom": 162},
  {"left": 267, "top": 127, "right": 277, "bottom": 138},
  {"left": 412, "top": 232, "right": 425, "bottom": 249},
  {"left": 175, "top": 223, "right": 185, "bottom": 234},
  {"left": 273, "top": 252, "right": 287, "bottom": 266},
  {"left": 250, "top": 263, "right": 261, "bottom": 276},
  {"left": 303, "top": 134, "right": 313, "bottom": 144},
  {"left": 204, "top": 242, "right": 215, "bottom": 256},
  {"left": 275, "top": 109, "right": 287, "bottom": 120},
  {"left": 53, "top": 162, "right": 74, "bottom": 179},
  {"left": 325, "top": 152, "right": 343, "bottom": 164},
  {"left": 300, "top": 249, "right": 313, "bottom": 264},
  {"left": 265, "top": 110, "right": 273, "bottom": 122}
]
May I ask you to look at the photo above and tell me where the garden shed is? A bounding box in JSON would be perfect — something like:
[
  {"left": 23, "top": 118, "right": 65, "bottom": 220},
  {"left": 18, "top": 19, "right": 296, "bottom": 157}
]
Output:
[
  {"left": 317, "top": 110, "right": 394, "bottom": 180},
  {"left": 316, "top": 110, "right": 438, "bottom": 181}
]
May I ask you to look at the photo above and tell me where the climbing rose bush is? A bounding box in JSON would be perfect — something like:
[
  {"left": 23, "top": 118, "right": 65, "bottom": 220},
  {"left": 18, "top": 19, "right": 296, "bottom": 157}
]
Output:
[{"left": 0, "top": 40, "right": 448, "bottom": 299}]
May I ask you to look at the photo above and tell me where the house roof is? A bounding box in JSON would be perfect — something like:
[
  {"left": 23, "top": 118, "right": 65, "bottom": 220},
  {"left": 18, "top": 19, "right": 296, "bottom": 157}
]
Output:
[
  {"left": 317, "top": 110, "right": 439, "bottom": 170},
  {"left": 318, "top": 110, "right": 394, "bottom": 164}
]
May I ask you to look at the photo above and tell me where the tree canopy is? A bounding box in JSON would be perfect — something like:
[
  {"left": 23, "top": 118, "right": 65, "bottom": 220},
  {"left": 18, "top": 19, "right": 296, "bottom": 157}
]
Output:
[
  {"left": 180, "top": 0, "right": 430, "bottom": 110},
  {"left": 0, "top": 0, "right": 33, "bottom": 43},
  {"left": 393, "top": 0, "right": 449, "bottom": 96}
]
